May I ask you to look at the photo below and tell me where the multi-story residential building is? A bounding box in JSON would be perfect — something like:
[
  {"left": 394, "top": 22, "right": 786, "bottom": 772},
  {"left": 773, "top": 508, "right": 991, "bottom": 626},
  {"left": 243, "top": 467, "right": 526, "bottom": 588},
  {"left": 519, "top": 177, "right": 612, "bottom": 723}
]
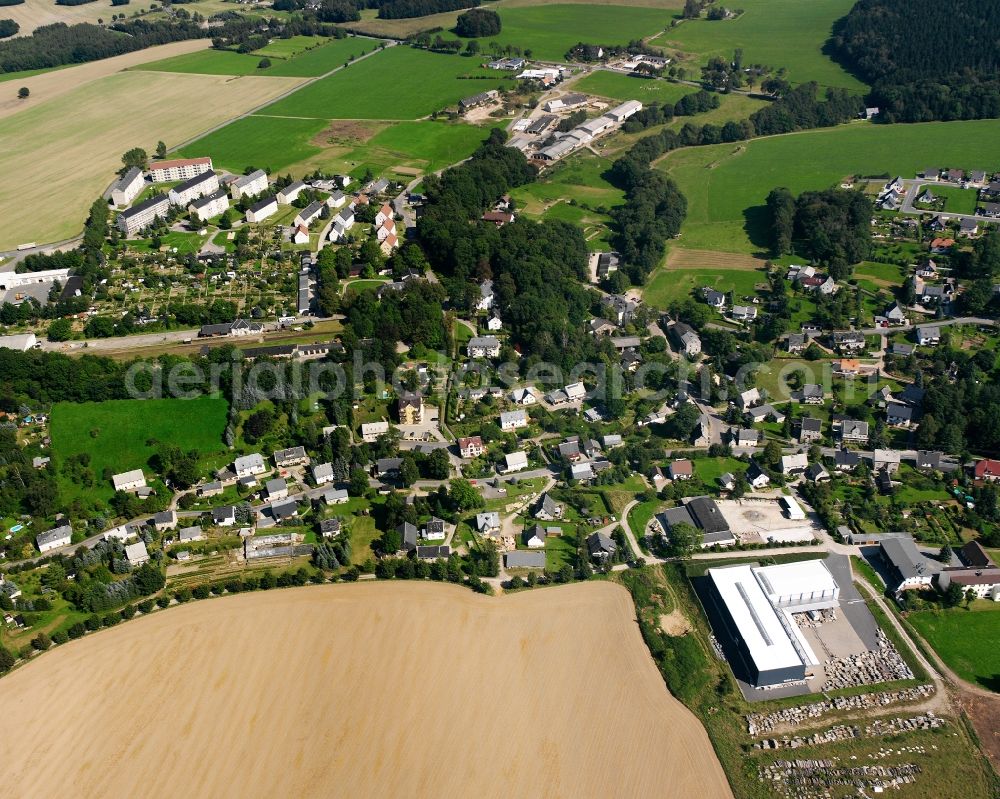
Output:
[
  {"left": 246, "top": 196, "right": 278, "bottom": 223},
  {"left": 148, "top": 156, "right": 213, "bottom": 183},
  {"left": 189, "top": 189, "right": 229, "bottom": 222},
  {"left": 117, "top": 194, "right": 169, "bottom": 237},
  {"left": 230, "top": 168, "right": 268, "bottom": 200},
  {"left": 110, "top": 167, "right": 145, "bottom": 207},
  {"left": 168, "top": 171, "right": 220, "bottom": 206}
]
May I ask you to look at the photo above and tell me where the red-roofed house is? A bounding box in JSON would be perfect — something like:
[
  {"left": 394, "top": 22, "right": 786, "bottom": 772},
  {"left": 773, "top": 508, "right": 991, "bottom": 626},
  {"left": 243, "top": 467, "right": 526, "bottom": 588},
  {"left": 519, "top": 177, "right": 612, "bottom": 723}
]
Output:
[
  {"left": 930, "top": 237, "right": 955, "bottom": 253},
  {"left": 380, "top": 233, "right": 399, "bottom": 255},
  {"left": 458, "top": 436, "right": 485, "bottom": 459},
  {"left": 149, "top": 156, "right": 213, "bottom": 183},
  {"left": 375, "top": 203, "right": 393, "bottom": 226},
  {"left": 974, "top": 459, "right": 1000, "bottom": 482}
]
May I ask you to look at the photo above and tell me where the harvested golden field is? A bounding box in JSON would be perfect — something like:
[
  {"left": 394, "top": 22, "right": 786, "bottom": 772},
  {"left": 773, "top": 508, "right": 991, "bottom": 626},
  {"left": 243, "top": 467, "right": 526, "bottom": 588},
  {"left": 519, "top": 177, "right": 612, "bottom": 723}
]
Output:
[
  {"left": 0, "top": 581, "right": 732, "bottom": 799},
  {"left": 666, "top": 247, "right": 768, "bottom": 270},
  {"left": 0, "top": 40, "right": 212, "bottom": 117},
  {"left": 0, "top": 69, "right": 304, "bottom": 249},
  {"left": 0, "top": 0, "right": 159, "bottom": 36}
]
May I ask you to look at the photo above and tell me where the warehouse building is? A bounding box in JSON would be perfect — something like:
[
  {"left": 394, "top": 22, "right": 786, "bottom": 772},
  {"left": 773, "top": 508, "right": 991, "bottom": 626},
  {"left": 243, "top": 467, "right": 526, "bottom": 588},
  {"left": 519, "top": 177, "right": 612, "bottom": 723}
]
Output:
[{"left": 705, "top": 559, "right": 840, "bottom": 688}]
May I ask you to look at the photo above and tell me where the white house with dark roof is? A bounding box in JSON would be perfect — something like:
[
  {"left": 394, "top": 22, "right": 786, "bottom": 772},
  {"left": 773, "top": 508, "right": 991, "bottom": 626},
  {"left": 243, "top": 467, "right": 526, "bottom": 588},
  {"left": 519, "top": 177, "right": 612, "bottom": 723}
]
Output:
[
  {"left": 36, "top": 524, "right": 72, "bottom": 553},
  {"left": 189, "top": 190, "right": 229, "bottom": 222},
  {"left": 230, "top": 169, "right": 268, "bottom": 200},
  {"left": 111, "top": 167, "right": 145, "bottom": 207},
  {"left": 117, "top": 194, "right": 170, "bottom": 236},
  {"left": 112, "top": 469, "right": 146, "bottom": 493},
  {"left": 274, "top": 446, "right": 309, "bottom": 468},
  {"left": 168, "top": 171, "right": 219, "bottom": 206},
  {"left": 234, "top": 453, "right": 266, "bottom": 478},
  {"left": 468, "top": 336, "right": 501, "bottom": 358},
  {"left": 500, "top": 409, "right": 528, "bottom": 431},
  {"left": 277, "top": 180, "right": 307, "bottom": 205},
  {"left": 916, "top": 325, "right": 941, "bottom": 345},
  {"left": 246, "top": 196, "right": 278, "bottom": 223}
]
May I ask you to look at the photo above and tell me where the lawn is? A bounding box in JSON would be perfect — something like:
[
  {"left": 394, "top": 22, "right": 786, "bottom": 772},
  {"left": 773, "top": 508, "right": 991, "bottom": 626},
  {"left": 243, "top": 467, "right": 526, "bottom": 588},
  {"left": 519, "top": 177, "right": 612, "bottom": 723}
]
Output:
[
  {"left": 179, "top": 115, "right": 328, "bottom": 173},
  {"left": 511, "top": 151, "right": 624, "bottom": 247},
  {"left": 49, "top": 397, "right": 228, "bottom": 501},
  {"left": 643, "top": 262, "right": 765, "bottom": 307},
  {"left": 908, "top": 604, "right": 1000, "bottom": 691},
  {"left": 656, "top": 0, "right": 866, "bottom": 91},
  {"left": 918, "top": 184, "right": 979, "bottom": 215},
  {"left": 854, "top": 260, "right": 906, "bottom": 287},
  {"left": 572, "top": 71, "right": 693, "bottom": 106},
  {"left": 260, "top": 47, "right": 511, "bottom": 120},
  {"left": 659, "top": 119, "right": 1000, "bottom": 254},
  {"left": 136, "top": 37, "right": 380, "bottom": 78},
  {"left": 348, "top": 515, "right": 380, "bottom": 564},
  {"left": 128, "top": 230, "right": 212, "bottom": 256},
  {"left": 692, "top": 456, "right": 745, "bottom": 485}
]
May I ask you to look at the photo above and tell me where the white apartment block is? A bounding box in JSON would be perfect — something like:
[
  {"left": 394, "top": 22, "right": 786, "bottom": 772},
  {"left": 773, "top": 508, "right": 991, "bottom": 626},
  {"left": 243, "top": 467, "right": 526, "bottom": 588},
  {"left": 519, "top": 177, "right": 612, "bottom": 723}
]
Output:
[
  {"left": 246, "top": 196, "right": 278, "bottom": 223},
  {"left": 294, "top": 201, "right": 325, "bottom": 229},
  {"left": 189, "top": 189, "right": 229, "bottom": 222},
  {"left": 231, "top": 168, "right": 268, "bottom": 200},
  {"left": 277, "top": 180, "right": 307, "bottom": 204},
  {"left": 169, "top": 171, "right": 220, "bottom": 206},
  {"left": 149, "top": 156, "right": 213, "bottom": 183},
  {"left": 111, "top": 167, "right": 145, "bottom": 207},
  {"left": 117, "top": 194, "right": 170, "bottom": 237}
]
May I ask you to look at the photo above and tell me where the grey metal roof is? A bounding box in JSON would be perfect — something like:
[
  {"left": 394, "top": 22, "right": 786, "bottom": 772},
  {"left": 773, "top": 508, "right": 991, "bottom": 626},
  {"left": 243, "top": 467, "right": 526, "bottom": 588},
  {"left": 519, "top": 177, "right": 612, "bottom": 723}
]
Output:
[{"left": 880, "top": 536, "right": 941, "bottom": 580}]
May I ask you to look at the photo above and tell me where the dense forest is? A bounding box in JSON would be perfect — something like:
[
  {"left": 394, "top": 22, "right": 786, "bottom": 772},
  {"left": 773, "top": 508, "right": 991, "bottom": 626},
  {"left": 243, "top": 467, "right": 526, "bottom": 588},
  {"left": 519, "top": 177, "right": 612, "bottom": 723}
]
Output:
[
  {"left": 830, "top": 0, "right": 1000, "bottom": 122},
  {"left": 454, "top": 7, "right": 500, "bottom": 37},
  {"left": 765, "top": 187, "right": 871, "bottom": 271},
  {"left": 0, "top": 19, "right": 17, "bottom": 37}
]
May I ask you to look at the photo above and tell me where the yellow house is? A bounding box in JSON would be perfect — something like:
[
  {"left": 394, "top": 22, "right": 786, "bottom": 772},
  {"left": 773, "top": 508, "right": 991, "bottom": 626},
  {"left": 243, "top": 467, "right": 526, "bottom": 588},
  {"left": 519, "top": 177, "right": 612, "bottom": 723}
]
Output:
[{"left": 398, "top": 392, "right": 423, "bottom": 425}]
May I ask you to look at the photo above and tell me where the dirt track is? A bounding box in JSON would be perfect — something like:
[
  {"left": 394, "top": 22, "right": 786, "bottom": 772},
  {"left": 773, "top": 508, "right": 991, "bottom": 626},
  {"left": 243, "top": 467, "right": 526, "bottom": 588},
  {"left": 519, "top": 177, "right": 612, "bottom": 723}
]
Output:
[{"left": 0, "top": 581, "right": 733, "bottom": 799}]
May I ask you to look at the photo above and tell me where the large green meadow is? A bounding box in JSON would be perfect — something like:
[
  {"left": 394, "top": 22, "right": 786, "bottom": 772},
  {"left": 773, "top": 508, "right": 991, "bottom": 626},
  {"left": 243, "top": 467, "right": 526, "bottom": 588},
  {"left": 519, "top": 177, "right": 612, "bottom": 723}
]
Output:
[
  {"left": 573, "top": 70, "right": 693, "bottom": 106},
  {"left": 182, "top": 115, "right": 495, "bottom": 177},
  {"left": 50, "top": 397, "right": 228, "bottom": 500},
  {"left": 136, "top": 36, "right": 381, "bottom": 77},
  {"left": 180, "top": 115, "right": 328, "bottom": 173},
  {"left": 908, "top": 604, "right": 1000, "bottom": 691},
  {"left": 658, "top": 0, "right": 866, "bottom": 91},
  {"left": 262, "top": 46, "right": 510, "bottom": 119},
  {"left": 660, "top": 119, "right": 1000, "bottom": 253},
  {"left": 463, "top": 4, "right": 673, "bottom": 61}
]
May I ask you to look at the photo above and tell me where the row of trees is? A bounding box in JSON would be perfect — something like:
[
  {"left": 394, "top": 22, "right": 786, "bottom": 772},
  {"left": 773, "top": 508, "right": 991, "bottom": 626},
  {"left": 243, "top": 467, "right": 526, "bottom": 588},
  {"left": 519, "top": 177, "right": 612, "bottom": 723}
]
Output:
[
  {"left": 377, "top": 0, "right": 478, "bottom": 18},
  {"left": 0, "top": 19, "right": 207, "bottom": 73}
]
